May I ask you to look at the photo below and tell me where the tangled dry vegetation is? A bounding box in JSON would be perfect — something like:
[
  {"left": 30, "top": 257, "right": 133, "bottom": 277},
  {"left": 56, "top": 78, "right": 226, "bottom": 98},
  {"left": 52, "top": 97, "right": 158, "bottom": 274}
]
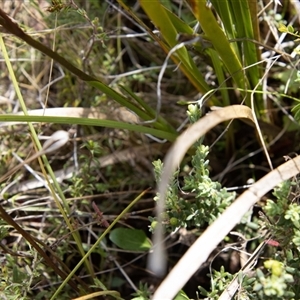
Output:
[{"left": 1, "top": 1, "right": 300, "bottom": 300}]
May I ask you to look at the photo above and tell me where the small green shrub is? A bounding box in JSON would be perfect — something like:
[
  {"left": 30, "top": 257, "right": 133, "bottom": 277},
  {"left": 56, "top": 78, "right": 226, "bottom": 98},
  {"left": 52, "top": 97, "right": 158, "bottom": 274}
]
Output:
[{"left": 150, "top": 105, "right": 236, "bottom": 233}]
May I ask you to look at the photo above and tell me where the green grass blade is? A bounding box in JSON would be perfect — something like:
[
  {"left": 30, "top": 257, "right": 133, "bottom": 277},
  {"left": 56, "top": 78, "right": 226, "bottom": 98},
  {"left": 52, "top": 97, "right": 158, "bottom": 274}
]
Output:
[
  {"left": 119, "top": 85, "right": 177, "bottom": 133},
  {"left": 210, "top": 0, "right": 262, "bottom": 108},
  {"left": 209, "top": 50, "right": 230, "bottom": 106},
  {"left": 209, "top": 0, "right": 241, "bottom": 59},
  {"left": 0, "top": 115, "right": 178, "bottom": 142},
  {"left": 188, "top": 0, "right": 247, "bottom": 92},
  {"left": 228, "top": 0, "right": 260, "bottom": 87}
]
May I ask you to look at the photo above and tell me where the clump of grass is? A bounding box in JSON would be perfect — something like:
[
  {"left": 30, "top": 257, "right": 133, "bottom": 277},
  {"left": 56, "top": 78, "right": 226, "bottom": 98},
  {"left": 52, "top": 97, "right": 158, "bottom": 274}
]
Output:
[{"left": 1, "top": 1, "right": 300, "bottom": 299}]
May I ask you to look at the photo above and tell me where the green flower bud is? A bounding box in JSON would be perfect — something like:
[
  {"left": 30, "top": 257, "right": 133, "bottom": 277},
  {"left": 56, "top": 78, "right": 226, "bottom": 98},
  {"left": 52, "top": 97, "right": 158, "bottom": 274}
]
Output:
[
  {"left": 150, "top": 221, "right": 158, "bottom": 230},
  {"left": 169, "top": 217, "right": 178, "bottom": 226}
]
